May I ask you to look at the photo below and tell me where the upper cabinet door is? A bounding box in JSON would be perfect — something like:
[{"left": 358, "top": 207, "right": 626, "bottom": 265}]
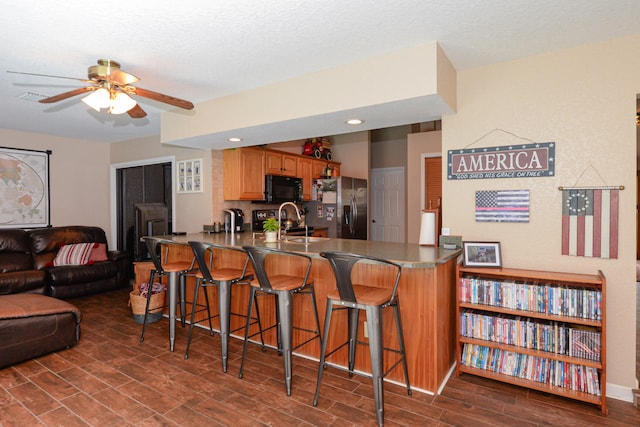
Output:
[
  {"left": 265, "top": 151, "right": 283, "bottom": 175},
  {"left": 312, "top": 160, "right": 327, "bottom": 179},
  {"left": 297, "top": 157, "right": 314, "bottom": 201},
  {"left": 224, "top": 148, "right": 265, "bottom": 200},
  {"left": 265, "top": 150, "right": 297, "bottom": 176},
  {"left": 281, "top": 154, "right": 298, "bottom": 176}
]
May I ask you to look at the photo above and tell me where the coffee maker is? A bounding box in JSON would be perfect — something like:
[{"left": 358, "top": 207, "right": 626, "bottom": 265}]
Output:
[{"left": 223, "top": 208, "right": 245, "bottom": 233}]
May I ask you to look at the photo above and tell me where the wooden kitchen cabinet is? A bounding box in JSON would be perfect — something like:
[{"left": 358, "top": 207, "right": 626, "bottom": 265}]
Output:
[
  {"left": 302, "top": 157, "right": 340, "bottom": 200},
  {"left": 312, "top": 159, "right": 340, "bottom": 178},
  {"left": 312, "top": 160, "right": 326, "bottom": 178},
  {"left": 223, "top": 147, "right": 265, "bottom": 200},
  {"left": 265, "top": 150, "right": 297, "bottom": 176},
  {"left": 312, "top": 228, "right": 327, "bottom": 237},
  {"left": 297, "top": 156, "right": 314, "bottom": 201},
  {"left": 225, "top": 146, "right": 340, "bottom": 201}
]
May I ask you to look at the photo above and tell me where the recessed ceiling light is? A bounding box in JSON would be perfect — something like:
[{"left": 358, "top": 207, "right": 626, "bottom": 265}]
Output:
[
  {"left": 228, "top": 137, "right": 242, "bottom": 142},
  {"left": 346, "top": 118, "right": 364, "bottom": 125}
]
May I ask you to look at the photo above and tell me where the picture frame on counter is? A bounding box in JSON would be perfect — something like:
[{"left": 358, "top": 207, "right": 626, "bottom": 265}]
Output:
[
  {"left": 177, "top": 158, "right": 203, "bottom": 193},
  {"left": 462, "top": 241, "right": 502, "bottom": 267}
]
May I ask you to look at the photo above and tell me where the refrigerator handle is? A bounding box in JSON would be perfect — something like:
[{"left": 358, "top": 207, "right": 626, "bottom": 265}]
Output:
[
  {"left": 349, "top": 195, "right": 357, "bottom": 235},
  {"left": 343, "top": 204, "right": 350, "bottom": 226}
]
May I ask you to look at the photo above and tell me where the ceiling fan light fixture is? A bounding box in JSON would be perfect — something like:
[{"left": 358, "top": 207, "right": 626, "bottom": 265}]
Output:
[
  {"left": 11, "top": 59, "right": 192, "bottom": 119},
  {"left": 108, "top": 92, "right": 137, "bottom": 115},
  {"left": 81, "top": 88, "right": 110, "bottom": 111}
]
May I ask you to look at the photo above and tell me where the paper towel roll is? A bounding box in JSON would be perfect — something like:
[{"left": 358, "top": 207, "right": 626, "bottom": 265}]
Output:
[{"left": 419, "top": 211, "right": 436, "bottom": 245}]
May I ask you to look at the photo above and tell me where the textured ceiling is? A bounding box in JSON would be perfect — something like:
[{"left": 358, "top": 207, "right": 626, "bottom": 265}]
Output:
[{"left": 2, "top": 0, "right": 640, "bottom": 145}]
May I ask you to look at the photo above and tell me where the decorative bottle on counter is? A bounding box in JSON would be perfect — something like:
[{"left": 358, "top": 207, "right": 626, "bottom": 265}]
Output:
[{"left": 325, "top": 164, "right": 332, "bottom": 177}]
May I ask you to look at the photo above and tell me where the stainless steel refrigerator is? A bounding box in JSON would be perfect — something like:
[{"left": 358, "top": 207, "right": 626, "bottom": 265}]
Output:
[{"left": 303, "top": 176, "right": 368, "bottom": 239}]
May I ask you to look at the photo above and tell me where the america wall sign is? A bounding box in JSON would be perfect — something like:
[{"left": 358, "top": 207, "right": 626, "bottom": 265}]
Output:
[{"left": 448, "top": 142, "right": 554, "bottom": 180}]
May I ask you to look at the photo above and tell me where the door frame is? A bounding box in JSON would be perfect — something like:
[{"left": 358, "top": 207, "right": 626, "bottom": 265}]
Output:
[{"left": 109, "top": 156, "right": 176, "bottom": 247}]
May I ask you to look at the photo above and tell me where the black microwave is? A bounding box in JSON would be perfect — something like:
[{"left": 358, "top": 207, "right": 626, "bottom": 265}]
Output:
[{"left": 264, "top": 175, "right": 303, "bottom": 203}]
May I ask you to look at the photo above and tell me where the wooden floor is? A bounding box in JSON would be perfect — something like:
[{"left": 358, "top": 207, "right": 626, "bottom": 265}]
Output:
[{"left": 0, "top": 287, "right": 638, "bottom": 426}]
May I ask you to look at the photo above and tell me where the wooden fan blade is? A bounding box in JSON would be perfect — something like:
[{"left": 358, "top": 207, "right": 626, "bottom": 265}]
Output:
[
  {"left": 39, "top": 86, "right": 97, "bottom": 104},
  {"left": 109, "top": 69, "right": 139, "bottom": 85},
  {"left": 130, "top": 87, "right": 194, "bottom": 110},
  {"left": 7, "top": 70, "right": 92, "bottom": 83},
  {"left": 127, "top": 104, "right": 147, "bottom": 118}
]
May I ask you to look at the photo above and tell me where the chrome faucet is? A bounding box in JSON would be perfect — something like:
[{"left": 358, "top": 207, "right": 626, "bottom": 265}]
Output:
[
  {"left": 223, "top": 209, "right": 235, "bottom": 237},
  {"left": 278, "top": 202, "right": 301, "bottom": 241}
]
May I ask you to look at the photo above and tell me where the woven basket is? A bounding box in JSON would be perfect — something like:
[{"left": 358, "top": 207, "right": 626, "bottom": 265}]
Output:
[{"left": 129, "top": 290, "right": 166, "bottom": 324}]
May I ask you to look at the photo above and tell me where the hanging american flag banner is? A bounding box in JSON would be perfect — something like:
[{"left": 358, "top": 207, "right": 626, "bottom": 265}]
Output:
[
  {"left": 475, "top": 190, "right": 530, "bottom": 222},
  {"left": 561, "top": 189, "right": 619, "bottom": 259}
]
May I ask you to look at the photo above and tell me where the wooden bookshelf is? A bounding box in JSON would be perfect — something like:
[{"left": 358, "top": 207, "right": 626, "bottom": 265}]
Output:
[{"left": 455, "top": 264, "right": 607, "bottom": 415}]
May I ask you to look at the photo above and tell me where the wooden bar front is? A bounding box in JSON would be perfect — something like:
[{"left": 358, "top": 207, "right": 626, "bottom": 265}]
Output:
[{"left": 134, "top": 234, "right": 459, "bottom": 394}]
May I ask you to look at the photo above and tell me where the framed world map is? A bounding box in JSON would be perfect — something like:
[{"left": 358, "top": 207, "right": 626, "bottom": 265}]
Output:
[{"left": 0, "top": 147, "right": 50, "bottom": 228}]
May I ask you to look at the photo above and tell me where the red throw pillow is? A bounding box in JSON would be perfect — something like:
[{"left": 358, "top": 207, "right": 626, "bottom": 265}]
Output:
[{"left": 89, "top": 243, "right": 109, "bottom": 262}]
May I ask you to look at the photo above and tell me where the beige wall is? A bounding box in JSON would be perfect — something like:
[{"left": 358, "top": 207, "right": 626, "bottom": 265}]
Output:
[
  {"left": 0, "top": 128, "right": 111, "bottom": 236},
  {"left": 442, "top": 35, "right": 639, "bottom": 396},
  {"left": 110, "top": 135, "right": 213, "bottom": 233},
  {"left": 371, "top": 126, "right": 410, "bottom": 169},
  {"left": 332, "top": 131, "right": 370, "bottom": 179},
  {"left": 407, "top": 131, "right": 442, "bottom": 244},
  {"left": 268, "top": 139, "right": 304, "bottom": 154}
]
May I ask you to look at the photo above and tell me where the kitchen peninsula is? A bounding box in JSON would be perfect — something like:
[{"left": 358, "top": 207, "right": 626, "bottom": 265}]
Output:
[{"left": 138, "top": 233, "right": 460, "bottom": 394}]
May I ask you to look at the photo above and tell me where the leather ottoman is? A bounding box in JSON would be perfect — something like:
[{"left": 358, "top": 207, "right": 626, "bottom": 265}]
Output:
[{"left": 0, "top": 294, "right": 81, "bottom": 368}]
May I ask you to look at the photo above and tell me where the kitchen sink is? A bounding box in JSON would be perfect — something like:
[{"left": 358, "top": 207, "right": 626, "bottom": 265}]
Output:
[{"left": 282, "top": 236, "right": 330, "bottom": 244}]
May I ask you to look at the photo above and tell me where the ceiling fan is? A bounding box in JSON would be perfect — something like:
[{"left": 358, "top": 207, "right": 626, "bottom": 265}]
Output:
[{"left": 7, "top": 59, "right": 194, "bottom": 118}]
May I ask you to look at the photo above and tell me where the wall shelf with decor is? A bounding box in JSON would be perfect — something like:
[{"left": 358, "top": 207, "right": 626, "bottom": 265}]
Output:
[{"left": 455, "top": 264, "right": 607, "bottom": 415}]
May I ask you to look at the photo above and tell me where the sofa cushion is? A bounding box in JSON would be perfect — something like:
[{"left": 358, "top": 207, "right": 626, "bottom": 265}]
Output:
[
  {"left": 0, "top": 229, "right": 33, "bottom": 273},
  {"left": 46, "top": 261, "right": 118, "bottom": 285},
  {"left": 0, "top": 252, "right": 34, "bottom": 273},
  {"left": 0, "top": 270, "right": 47, "bottom": 295},
  {"left": 29, "top": 226, "right": 108, "bottom": 269},
  {"left": 0, "top": 293, "right": 81, "bottom": 319},
  {"left": 52, "top": 242, "right": 96, "bottom": 266}
]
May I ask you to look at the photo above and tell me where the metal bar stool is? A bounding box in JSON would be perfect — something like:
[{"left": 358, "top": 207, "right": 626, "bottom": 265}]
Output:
[
  {"left": 185, "top": 241, "right": 264, "bottom": 372},
  {"left": 313, "top": 251, "right": 411, "bottom": 427},
  {"left": 140, "top": 236, "right": 196, "bottom": 352},
  {"left": 238, "top": 246, "right": 322, "bottom": 396}
]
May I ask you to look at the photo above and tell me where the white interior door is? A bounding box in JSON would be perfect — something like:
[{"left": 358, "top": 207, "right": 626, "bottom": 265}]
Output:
[{"left": 370, "top": 167, "right": 405, "bottom": 242}]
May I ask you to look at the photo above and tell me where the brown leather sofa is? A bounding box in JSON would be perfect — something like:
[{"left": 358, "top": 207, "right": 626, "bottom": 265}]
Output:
[
  {"left": 0, "top": 226, "right": 131, "bottom": 299},
  {"left": 0, "top": 229, "right": 48, "bottom": 295},
  {"left": 0, "top": 225, "right": 129, "bottom": 368}
]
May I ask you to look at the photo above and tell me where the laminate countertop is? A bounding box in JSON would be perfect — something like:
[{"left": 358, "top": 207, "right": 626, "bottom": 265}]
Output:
[{"left": 157, "top": 232, "right": 461, "bottom": 269}]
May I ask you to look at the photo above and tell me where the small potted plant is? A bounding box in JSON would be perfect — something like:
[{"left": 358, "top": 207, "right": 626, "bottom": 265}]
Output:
[{"left": 262, "top": 217, "right": 280, "bottom": 243}]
